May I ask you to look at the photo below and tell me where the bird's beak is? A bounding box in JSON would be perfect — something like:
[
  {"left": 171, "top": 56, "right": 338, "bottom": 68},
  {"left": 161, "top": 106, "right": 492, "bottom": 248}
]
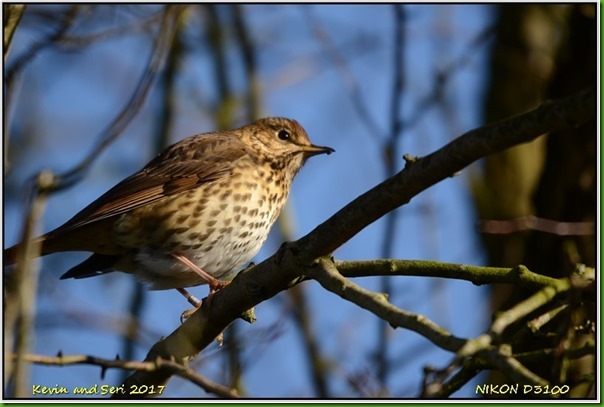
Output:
[{"left": 299, "top": 144, "right": 335, "bottom": 157}]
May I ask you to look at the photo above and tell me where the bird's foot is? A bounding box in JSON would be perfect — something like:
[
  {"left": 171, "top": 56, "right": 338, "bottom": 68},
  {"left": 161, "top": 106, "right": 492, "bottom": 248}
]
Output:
[
  {"left": 180, "top": 308, "right": 196, "bottom": 323},
  {"left": 171, "top": 253, "right": 232, "bottom": 324},
  {"left": 175, "top": 280, "right": 230, "bottom": 323},
  {"left": 177, "top": 287, "right": 202, "bottom": 323}
]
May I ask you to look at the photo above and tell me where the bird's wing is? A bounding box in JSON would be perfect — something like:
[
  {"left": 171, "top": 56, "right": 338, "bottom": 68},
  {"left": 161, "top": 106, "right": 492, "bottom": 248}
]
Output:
[{"left": 51, "top": 133, "right": 248, "bottom": 234}]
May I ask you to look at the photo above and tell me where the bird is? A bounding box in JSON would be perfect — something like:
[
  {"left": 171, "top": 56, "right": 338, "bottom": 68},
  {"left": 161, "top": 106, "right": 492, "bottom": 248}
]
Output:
[{"left": 4, "top": 117, "right": 334, "bottom": 301}]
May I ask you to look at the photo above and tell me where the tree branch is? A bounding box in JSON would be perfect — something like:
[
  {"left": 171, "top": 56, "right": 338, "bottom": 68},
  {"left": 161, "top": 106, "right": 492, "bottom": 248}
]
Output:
[
  {"left": 479, "top": 346, "right": 549, "bottom": 388},
  {"left": 422, "top": 363, "right": 481, "bottom": 398},
  {"left": 4, "top": 171, "right": 54, "bottom": 396},
  {"left": 45, "top": 5, "right": 186, "bottom": 192},
  {"left": 294, "top": 87, "right": 595, "bottom": 260},
  {"left": 452, "top": 265, "right": 594, "bottom": 360},
  {"left": 336, "top": 259, "right": 559, "bottom": 288},
  {"left": 310, "top": 257, "right": 468, "bottom": 352},
  {"left": 113, "top": 88, "right": 595, "bottom": 397},
  {"left": 3, "top": 4, "right": 26, "bottom": 61},
  {"left": 425, "top": 265, "right": 594, "bottom": 394},
  {"left": 14, "top": 353, "right": 239, "bottom": 398}
]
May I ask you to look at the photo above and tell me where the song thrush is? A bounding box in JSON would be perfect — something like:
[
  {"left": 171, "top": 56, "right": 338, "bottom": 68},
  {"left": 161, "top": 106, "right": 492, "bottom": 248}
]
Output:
[{"left": 4, "top": 117, "right": 334, "bottom": 297}]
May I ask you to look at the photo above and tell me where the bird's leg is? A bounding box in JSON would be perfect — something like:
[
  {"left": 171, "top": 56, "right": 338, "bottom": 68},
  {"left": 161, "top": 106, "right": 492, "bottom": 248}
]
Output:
[
  {"left": 170, "top": 252, "right": 229, "bottom": 294},
  {"left": 176, "top": 287, "right": 201, "bottom": 308},
  {"left": 171, "top": 253, "right": 230, "bottom": 322}
]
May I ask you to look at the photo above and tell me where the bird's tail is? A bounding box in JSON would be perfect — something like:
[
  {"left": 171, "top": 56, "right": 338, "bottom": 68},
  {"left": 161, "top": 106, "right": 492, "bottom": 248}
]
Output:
[{"left": 4, "top": 235, "right": 53, "bottom": 265}]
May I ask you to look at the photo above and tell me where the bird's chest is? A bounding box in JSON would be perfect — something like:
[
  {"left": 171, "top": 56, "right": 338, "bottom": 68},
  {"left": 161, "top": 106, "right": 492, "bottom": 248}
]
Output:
[{"left": 112, "top": 169, "right": 290, "bottom": 283}]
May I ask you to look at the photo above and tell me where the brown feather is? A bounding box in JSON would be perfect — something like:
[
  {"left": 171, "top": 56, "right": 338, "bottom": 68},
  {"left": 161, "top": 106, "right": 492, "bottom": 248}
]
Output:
[
  {"left": 5, "top": 133, "right": 249, "bottom": 260},
  {"left": 49, "top": 133, "right": 248, "bottom": 235}
]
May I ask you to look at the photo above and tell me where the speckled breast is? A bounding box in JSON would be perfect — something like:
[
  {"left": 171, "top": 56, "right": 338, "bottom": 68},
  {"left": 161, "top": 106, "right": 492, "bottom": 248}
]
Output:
[{"left": 111, "top": 163, "right": 290, "bottom": 289}]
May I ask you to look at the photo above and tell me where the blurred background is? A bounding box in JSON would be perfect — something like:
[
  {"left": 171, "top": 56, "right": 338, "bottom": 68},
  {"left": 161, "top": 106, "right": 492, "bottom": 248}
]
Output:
[{"left": 3, "top": 4, "right": 597, "bottom": 398}]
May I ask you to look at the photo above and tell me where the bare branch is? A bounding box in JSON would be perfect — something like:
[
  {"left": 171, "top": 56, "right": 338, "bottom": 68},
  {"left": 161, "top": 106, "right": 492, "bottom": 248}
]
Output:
[
  {"left": 4, "top": 5, "right": 71, "bottom": 173},
  {"left": 295, "top": 87, "right": 595, "bottom": 260},
  {"left": 490, "top": 265, "right": 593, "bottom": 339},
  {"left": 302, "top": 6, "right": 384, "bottom": 139},
  {"left": 335, "top": 259, "right": 559, "bottom": 288},
  {"left": 403, "top": 24, "right": 496, "bottom": 131},
  {"left": 3, "top": 4, "right": 26, "bottom": 61},
  {"left": 3, "top": 171, "right": 54, "bottom": 396},
  {"left": 58, "top": 11, "right": 164, "bottom": 49},
  {"left": 288, "top": 284, "right": 330, "bottom": 397},
  {"left": 423, "top": 340, "right": 595, "bottom": 398},
  {"left": 311, "top": 258, "right": 467, "bottom": 352},
  {"left": 479, "top": 215, "right": 594, "bottom": 236},
  {"left": 232, "top": 5, "right": 262, "bottom": 122},
  {"left": 113, "top": 88, "right": 594, "bottom": 396},
  {"left": 425, "top": 265, "right": 594, "bottom": 394},
  {"left": 48, "top": 5, "right": 187, "bottom": 192},
  {"left": 453, "top": 265, "right": 594, "bottom": 361},
  {"left": 5, "top": 5, "right": 79, "bottom": 82},
  {"left": 13, "top": 353, "right": 239, "bottom": 398},
  {"left": 376, "top": 4, "right": 407, "bottom": 386},
  {"left": 421, "top": 363, "right": 481, "bottom": 398},
  {"left": 513, "top": 341, "right": 595, "bottom": 364},
  {"left": 477, "top": 347, "right": 549, "bottom": 388}
]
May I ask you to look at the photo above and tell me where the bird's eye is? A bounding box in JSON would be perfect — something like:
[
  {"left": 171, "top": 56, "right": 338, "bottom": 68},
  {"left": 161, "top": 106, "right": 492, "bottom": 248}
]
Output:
[{"left": 277, "top": 130, "right": 290, "bottom": 141}]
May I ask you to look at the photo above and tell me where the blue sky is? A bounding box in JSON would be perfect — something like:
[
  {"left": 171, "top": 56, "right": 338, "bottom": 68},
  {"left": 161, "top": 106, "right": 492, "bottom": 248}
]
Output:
[{"left": 5, "top": 4, "right": 497, "bottom": 398}]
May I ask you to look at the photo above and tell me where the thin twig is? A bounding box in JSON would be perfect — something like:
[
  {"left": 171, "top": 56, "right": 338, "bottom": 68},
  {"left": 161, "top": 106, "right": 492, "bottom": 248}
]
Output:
[
  {"left": 426, "top": 266, "right": 594, "bottom": 393},
  {"left": 422, "top": 363, "right": 481, "bottom": 398},
  {"left": 288, "top": 284, "right": 330, "bottom": 397},
  {"left": 4, "top": 5, "right": 74, "bottom": 173},
  {"left": 13, "top": 353, "right": 239, "bottom": 398},
  {"left": 302, "top": 6, "right": 384, "bottom": 139},
  {"left": 402, "top": 24, "right": 496, "bottom": 130},
  {"left": 451, "top": 266, "right": 594, "bottom": 361},
  {"left": 5, "top": 5, "right": 79, "bottom": 82},
  {"left": 477, "top": 347, "right": 550, "bottom": 388},
  {"left": 58, "top": 11, "right": 164, "bottom": 49},
  {"left": 490, "top": 266, "right": 593, "bottom": 339},
  {"left": 376, "top": 4, "right": 407, "bottom": 386},
  {"left": 48, "top": 5, "right": 186, "bottom": 191},
  {"left": 513, "top": 341, "right": 595, "bottom": 364},
  {"left": 232, "top": 4, "right": 262, "bottom": 122},
  {"left": 480, "top": 215, "right": 594, "bottom": 236}
]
